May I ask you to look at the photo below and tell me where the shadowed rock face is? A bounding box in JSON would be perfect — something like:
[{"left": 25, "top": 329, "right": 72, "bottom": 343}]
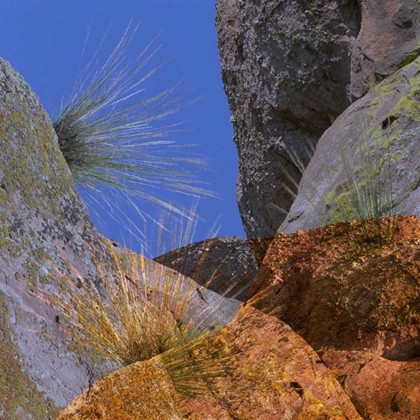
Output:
[
  {"left": 216, "top": 0, "right": 420, "bottom": 239},
  {"left": 154, "top": 236, "right": 258, "bottom": 301},
  {"left": 216, "top": 0, "right": 361, "bottom": 238},
  {"left": 351, "top": 0, "right": 420, "bottom": 100}
]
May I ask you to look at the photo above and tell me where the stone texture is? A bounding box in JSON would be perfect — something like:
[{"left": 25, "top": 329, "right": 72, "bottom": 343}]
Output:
[
  {"left": 322, "top": 350, "right": 420, "bottom": 419},
  {"left": 111, "top": 240, "right": 241, "bottom": 331},
  {"left": 57, "top": 216, "right": 420, "bottom": 419},
  {"left": 248, "top": 216, "right": 420, "bottom": 418},
  {"left": 154, "top": 236, "right": 258, "bottom": 301},
  {"left": 281, "top": 57, "right": 420, "bottom": 234},
  {"left": 0, "top": 58, "right": 240, "bottom": 418},
  {"left": 59, "top": 305, "right": 362, "bottom": 419},
  {"left": 351, "top": 0, "right": 420, "bottom": 100},
  {"left": 0, "top": 57, "right": 109, "bottom": 418},
  {"left": 215, "top": 0, "right": 361, "bottom": 238},
  {"left": 57, "top": 358, "right": 182, "bottom": 420},
  {"left": 250, "top": 216, "right": 420, "bottom": 360}
]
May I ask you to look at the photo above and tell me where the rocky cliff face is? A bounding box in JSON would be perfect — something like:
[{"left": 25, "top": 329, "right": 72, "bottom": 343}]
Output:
[
  {"left": 216, "top": 0, "right": 420, "bottom": 237},
  {"left": 4, "top": 0, "right": 420, "bottom": 417},
  {"left": 216, "top": 0, "right": 361, "bottom": 238},
  {"left": 0, "top": 57, "right": 108, "bottom": 418}
]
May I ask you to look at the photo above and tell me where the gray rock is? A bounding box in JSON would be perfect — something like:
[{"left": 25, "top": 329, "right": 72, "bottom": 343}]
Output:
[
  {"left": 280, "top": 58, "right": 420, "bottom": 233},
  {"left": 215, "top": 0, "right": 360, "bottom": 238},
  {"left": 0, "top": 57, "right": 110, "bottom": 418},
  {"left": 154, "top": 236, "right": 258, "bottom": 301},
  {"left": 0, "top": 58, "right": 241, "bottom": 418},
  {"left": 351, "top": 0, "right": 420, "bottom": 100}
]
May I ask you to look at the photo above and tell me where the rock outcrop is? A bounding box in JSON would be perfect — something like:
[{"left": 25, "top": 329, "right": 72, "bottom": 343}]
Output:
[
  {"left": 155, "top": 236, "right": 258, "bottom": 300},
  {"left": 216, "top": 0, "right": 420, "bottom": 238},
  {"left": 351, "top": 0, "right": 420, "bottom": 100},
  {"left": 281, "top": 57, "right": 420, "bottom": 233},
  {"left": 248, "top": 216, "right": 420, "bottom": 418},
  {"left": 215, "top": 0, "right": 361, "bottom": 238},
  {"left": 0, "top": 57, "right": 108, "bottom": 418},
  {"left": 58, "top": 216, "right": 420, "bottom": 419},
  {"left": 59, "top": 305, "right": 363, "bottom": 419},
  {"left": 0, "top": 58, "right": 240, "bottom": 418}
]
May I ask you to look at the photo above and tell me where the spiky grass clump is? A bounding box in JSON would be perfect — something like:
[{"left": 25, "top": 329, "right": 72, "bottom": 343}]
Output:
[
  {"left": 30, "top": 239, "right": 231, "bottom": 367},
  {"left": 53, "top": 21, "right": 215, "bottom": 218}
]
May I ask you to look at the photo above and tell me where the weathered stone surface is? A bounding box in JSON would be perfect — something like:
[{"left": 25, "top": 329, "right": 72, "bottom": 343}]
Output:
[
  {"left": 154, "top": 236, "right": 258, "bottom": 301},
  {"left": 322, "top": 350, "right": 420, "bottom": 419},
  {"left": 57, "top": 358, "right": 182, "bottom": 420},
  {"left": 251, "top": 216, "right": 420, "bottom": 360},
  {"left": 351, "top": 0, "right": 420, "bottom": 100},
  {"left": 0, "top": 58, "right": 240, "bottom": 418},
  {"left": 281, "top": 58, "right": 420, "bottom": 234},
  {"left": 215, "top": 0, "right": 360, "bottom": 238},
  {"left": 111, "top": 240, "right": 241, "bottom": 331},
  {"left": 248, "top": 216, "right": 420, "bottom": 417},
  {"left": 0, "top": 57, "right": 110, "bottom": 418},
  {"left": 59, "top": 305, "right": 362, "bottom": 419}
]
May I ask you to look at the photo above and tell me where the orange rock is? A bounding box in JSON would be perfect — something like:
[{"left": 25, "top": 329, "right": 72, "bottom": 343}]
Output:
[
  {"left": 58, "top": 358, "right": 183, "bottom": 419},
  {"left": 247, "top": 215, "right": 420, "bottom": 418}
]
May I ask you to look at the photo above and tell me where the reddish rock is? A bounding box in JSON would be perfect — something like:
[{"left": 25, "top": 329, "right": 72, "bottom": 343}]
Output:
[
  {"left": 248, "top": 216, "right": 420, "bottom": 418},
  {"left": 249, "top": 216, "right": 420, "bottom": 359},
  {"left": 323, "top": 350, "right": 420, "bottom": 419},
  {"left": 58, "top": 305, "right": 362, "bottom": 419}
]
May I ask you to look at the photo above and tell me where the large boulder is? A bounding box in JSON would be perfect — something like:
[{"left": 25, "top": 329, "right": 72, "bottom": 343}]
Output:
[
  {"left": 58, "top": 305, "right": 362, "bottom": 419},
  {"left": 0, "top": 58, "right": 240, "bottom": 418},
  {"left": 0, "top": 57, "right": 110, "bottom": 418},
  {"left": 57, "top": 216, "right": 420, "bottom": 419},
  {"left": 281, "top": 57, "right": 420, "bottom": 233},
  {"left": 215, "top": 0, "right": 361, "bottom": 238},
  {"left": 248, "top": 216, "right": 420, "bottom": 418},
  {"left": 351, "top": 0, "right": 420, "bottom": 100}
]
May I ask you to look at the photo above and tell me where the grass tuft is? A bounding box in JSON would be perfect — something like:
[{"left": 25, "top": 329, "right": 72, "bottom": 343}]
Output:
[
  {"left": 24, "top": 212, "right": 238, "bottom": 397},
  {"left": 326, "top": 137, "right": 400, "bottom": 253},
  {"left": 53, "top": 20, "right": 216, "bottom": 219}
]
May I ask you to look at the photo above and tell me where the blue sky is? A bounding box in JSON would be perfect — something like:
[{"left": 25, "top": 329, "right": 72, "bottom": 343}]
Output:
[{"left": 1, "top": 0, "right": 246, "bottom": 255}]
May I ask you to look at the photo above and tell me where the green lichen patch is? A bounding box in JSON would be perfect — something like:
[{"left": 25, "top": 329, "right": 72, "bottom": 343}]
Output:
[{"left": 0, "top": 291, "right": 60, "bottom": 419}]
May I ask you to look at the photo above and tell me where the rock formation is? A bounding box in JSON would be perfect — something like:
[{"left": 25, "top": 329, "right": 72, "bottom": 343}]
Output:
[
  {"left": 155, "top": 236, "right": 258, "bottom": 300},
  {"left": 281, "top": 57, "right": 420, "bottom": 233},
  {"left": 0, "top": 58, "right": 239, "bottom": 418},
  {"left": 3, "top": 0, "right": 420, "bottom": 417},
  {"left": 216, "top": 0, "right": 420, "bottom": 238},
  {"left": 59, "top": 216, "right": 420, "bottom": 419},
  {"left": 215, "top": 0, "right": 361, "bottom": 238},
  {"left": 351, "top": 0, "right": 420, "bottom": 100},
  {"left": 0, "top": 57, "right": 107, "bottom": 419}
]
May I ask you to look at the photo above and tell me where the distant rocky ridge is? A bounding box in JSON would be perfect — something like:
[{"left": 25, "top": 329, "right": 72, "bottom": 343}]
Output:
[{"left": 155, "top": 236, "right": 258, "bottom": 301}]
